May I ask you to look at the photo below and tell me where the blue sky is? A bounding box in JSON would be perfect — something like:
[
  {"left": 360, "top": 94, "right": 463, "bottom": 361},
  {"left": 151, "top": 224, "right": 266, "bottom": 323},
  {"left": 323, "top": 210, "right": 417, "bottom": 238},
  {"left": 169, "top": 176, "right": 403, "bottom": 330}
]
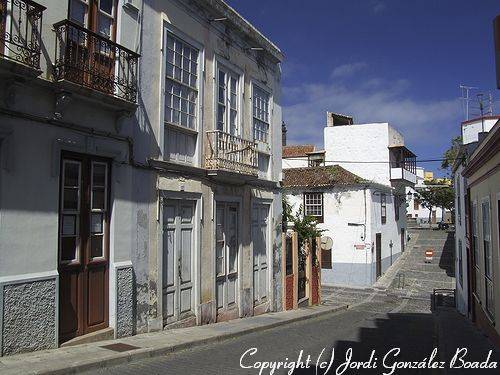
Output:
[{"left": 227, "top": 0, "right": 500, "bottom": 175}]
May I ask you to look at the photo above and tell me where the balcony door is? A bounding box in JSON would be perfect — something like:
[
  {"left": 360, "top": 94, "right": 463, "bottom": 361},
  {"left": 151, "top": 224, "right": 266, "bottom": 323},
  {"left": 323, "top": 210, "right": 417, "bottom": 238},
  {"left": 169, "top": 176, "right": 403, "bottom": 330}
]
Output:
[
  {"left": 162, "top": 199, "right": 196, "bottom": 326},
  {"left": 0, "top": 0, "right": 5, "bottom": 53},
  {"left": 58, "top": 153, "right": 110, "bottom": 343},
  {"left": 252, "top": 204, "right": 269, "bottom": 307},
  {"left": 67, "top": 0, "right": 117, "bottom": 91},
  {"left": 216, "top": 65, "right": 240, "bottom": 136},
  {"left": 215, "top": 202, "right": 239, "bottom": 321}
]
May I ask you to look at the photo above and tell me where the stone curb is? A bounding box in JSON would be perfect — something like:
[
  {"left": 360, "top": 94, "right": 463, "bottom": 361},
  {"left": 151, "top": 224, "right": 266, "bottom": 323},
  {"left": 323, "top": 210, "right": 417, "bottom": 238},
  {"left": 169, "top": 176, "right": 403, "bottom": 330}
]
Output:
[{"left": 6, "top": 304, "right": 348, "bottom": 375}]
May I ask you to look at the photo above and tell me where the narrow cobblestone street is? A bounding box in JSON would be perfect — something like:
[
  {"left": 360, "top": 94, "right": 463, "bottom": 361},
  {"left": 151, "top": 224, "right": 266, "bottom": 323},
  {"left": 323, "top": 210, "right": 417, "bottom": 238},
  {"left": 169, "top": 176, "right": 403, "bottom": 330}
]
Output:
[{"left": 82, "top": 229, "right": 500, "bottom": 375}]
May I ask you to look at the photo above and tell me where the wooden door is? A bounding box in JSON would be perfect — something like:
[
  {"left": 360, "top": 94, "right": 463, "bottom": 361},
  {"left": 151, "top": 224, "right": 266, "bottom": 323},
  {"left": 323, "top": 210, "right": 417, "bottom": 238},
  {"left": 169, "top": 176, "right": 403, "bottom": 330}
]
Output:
[
  {"left": 67, "top": 0, "right": 117, "bottom": 91},
  {"left": 162, "top": 199, "right": 195, "bottom": 325},
  {"left": 58, "top": 154, "right": 110, "bottom": 343},
  {"left": 252, "top": 204, "right": 269, "bottom": 306},
  {"left": 375, "top": 233, "right": 382, "bottom": 279},
  {"left": 215, "top": 202, "right": 239, "bottom": 320}
]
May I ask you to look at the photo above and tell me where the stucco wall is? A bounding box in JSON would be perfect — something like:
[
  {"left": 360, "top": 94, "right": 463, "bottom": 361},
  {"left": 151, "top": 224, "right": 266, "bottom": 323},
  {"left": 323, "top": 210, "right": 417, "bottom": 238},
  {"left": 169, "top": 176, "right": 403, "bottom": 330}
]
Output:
[
  {"left": 324, "top": 123, "right": 391, "bottom": 185},
  {"left": 1, "top": 276, "right": 57, "bottom": 356},
  {"left": 282, "top": 157, "right": 308, "bottom": 169}
]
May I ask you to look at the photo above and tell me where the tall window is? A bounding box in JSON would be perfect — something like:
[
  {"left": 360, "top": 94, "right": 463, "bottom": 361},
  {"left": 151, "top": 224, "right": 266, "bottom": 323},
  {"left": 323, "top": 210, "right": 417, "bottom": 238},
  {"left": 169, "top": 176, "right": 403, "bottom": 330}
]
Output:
[
  {"left": 381, "top": 194, "right": 387, "bottom": 224},
  {"left": 414, "top": 198, "right": 419, "bottom": 211},
  {"left": 458, "top": 239, "right": 463, "bottom": 287},
  {"left": 216, "top": 65, "right": 239, "bottom": 136},
  {"left": 482, "top": 199, "right": 494, "bottom": 317},
  {"left": 69, "top": 0, "right": 116, "bottom": 39},
  {"left": 252, "top": 85, "right": 270, "bottom": 143},
  {"left": 164, "top": 32, "right": 199, "bottom": 163},
  {"left": 304, "top": 192, "right": 323, "bottom": 223},
  {"left": 472, "top": 202, "right": 480, "bottom": 295},
  {"left": 394, "top": 196, "right": 400, "bottom": 221}
]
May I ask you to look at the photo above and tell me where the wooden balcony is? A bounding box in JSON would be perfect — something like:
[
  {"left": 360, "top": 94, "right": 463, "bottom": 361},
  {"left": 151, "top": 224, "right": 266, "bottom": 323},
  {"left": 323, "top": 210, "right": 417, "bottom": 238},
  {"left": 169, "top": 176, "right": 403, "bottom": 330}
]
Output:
[
  {"left": 0, "top": 0, "right": 45, "bottom": 69},
  {"left": 205, "top": 130, "right": 258, "bottom": 176},
  {"left": 53, "top": 20, "right": 139, "bottom": 103}
]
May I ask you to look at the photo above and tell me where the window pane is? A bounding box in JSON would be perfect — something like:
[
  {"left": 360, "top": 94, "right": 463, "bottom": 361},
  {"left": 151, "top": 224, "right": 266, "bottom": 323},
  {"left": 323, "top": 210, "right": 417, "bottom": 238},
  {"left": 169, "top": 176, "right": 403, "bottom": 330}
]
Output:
[
  {"left": 61, "top": 237, "right": 77, "bottom": 261},
  {"left": 92, "top": 163, "right": 106, "bottom": 187},
  {"left": 91, "top": 235, "right": 104, "bottom": 258},
  {"left": 62, "top": 215, "right": 77, "bottom": 236},
  {"left": 98, "top": 14, "right": 112, "bottom": 38},
  {"left": 92, "top": 188, "right": 105, "bottom": 210},
  {"left": 100, "top": 0, "right": 113, "bottom": 14},
  {"left": 229, "top": 245, "right": 237, "bottom": 273},
  {"left": 64, "top": 188, "right": 79, "bottom": 210},
  {"left": 70, "top": 0, "right": 87, "bottom": 25},
  {"left": 64, "top": 162, "right": 80, "bottom": 187},
  {"left": 91, "top": 213, "right": 103, "bottom": 234},
  {"left": 216, "top": 243, "right": 224, "bottom": 275}
]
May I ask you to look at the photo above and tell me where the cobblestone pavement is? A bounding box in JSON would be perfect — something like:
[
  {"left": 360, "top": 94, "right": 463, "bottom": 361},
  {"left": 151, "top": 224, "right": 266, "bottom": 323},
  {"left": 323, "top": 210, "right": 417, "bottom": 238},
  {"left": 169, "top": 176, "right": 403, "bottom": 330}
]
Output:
[{"left": 85, "top": 230, "right": 500, "bottom": 374}]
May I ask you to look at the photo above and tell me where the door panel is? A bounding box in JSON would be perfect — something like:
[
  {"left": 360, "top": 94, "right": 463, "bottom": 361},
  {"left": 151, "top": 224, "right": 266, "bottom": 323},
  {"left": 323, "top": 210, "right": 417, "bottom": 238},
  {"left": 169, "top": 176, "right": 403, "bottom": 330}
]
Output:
[
  {"left": 58, "top": 154, "right": 110, "bottom": 343},
  {"left": 215, "top": 202, "right": 239, "bottom": 317},
  {"left": 252, "top": 205, "right": 269, "bottom": 305},
  {"left": 162, "top": 199, "right": 195, "bottom": 325}
]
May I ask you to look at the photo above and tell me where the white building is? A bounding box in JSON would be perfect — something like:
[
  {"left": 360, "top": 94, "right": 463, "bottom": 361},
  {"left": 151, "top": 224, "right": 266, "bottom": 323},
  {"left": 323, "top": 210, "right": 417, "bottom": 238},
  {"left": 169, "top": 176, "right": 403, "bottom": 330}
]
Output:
[
  {"left": 453, "top": 115, "right": 500, "bottom": 317},
  {"left": 282, "top": 112, "right": 416, "bottom": 287},
  {"left": 0, "top": 0, "right": 283, "bottom": 356}
]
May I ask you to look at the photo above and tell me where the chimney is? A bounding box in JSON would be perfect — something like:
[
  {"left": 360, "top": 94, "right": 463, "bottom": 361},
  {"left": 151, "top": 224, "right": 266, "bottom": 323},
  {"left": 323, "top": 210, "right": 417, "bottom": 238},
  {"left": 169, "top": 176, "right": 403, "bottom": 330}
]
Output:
[
  {"left": 326, "top": 112, "right": 335, "bottom": 127},
  {"left": 281, "top": 121, "right": 287, "bottom": 146},
  {"left": 495, "top": 15, "right": 500, "bottom": 89}
]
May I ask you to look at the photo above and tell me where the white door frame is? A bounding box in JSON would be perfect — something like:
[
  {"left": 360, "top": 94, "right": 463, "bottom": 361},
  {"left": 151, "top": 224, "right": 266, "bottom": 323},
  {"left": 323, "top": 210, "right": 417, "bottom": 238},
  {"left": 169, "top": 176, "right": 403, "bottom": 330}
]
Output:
[
  {"left": 158, "top": 191, "right": 201, "bottom": 326},
  {"left": 212, "top": 195, "right": 243, "bottom": 317}
]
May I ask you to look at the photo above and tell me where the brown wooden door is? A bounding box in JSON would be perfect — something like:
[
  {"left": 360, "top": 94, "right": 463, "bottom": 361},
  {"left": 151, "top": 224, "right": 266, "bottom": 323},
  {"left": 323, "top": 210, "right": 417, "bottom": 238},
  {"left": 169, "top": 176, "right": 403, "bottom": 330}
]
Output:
[
  {"left": 375, "top": 233, "right": 382, "bottom": 279},
  {"left": 58, "top": 153, "right": 110, "bottom": 344},
  {"left": 67, "top": 0, "right": 117, "bottom": 91}
]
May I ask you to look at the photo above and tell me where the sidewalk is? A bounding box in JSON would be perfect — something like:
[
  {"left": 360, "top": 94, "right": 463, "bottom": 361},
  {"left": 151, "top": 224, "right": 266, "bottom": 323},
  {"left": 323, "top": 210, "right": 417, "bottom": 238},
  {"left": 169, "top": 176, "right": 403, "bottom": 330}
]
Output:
[
  {"left": 373, "top": 230, "right": 420, "bottom": 291},
  {"left": 435, "top": 307, "right": 500, "bottom": 374},
  {"left": 0, "top": 304, "right": 347, "bottom": 375}
]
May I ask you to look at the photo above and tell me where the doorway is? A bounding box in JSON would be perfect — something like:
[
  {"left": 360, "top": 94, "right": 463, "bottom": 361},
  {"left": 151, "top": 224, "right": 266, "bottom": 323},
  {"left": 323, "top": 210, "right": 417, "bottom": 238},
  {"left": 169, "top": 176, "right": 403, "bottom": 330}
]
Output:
[
  {"left": 215, "top": 202, "right": 239, "bottom": 320},
  {"left": 252, "top": 204, "right": 269, "bottom": 307},
  {"left": 375, "top": 233, "right": 382, "bottom": 279},
  {"left": 162, "top": 199, "right": 196, "bottom": 326},
  {"left": 401, "top": 228, "right": 405, "bottom": 253},
  {"left": 58, "top": 154, "right": 110, "bottom": 344}
]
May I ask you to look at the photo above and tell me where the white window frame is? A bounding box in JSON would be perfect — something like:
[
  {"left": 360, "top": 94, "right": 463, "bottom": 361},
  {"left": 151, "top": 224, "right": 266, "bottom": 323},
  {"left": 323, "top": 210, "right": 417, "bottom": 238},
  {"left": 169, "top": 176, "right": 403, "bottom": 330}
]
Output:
[
  {"left": 251, "top": 81, "right": 272, "bottom": 144},
  {"left": 90, "top": 161, "right": 108, "bottom": 261},
  {"left": 214, "top": 57, "right": 243, "bottom": 137},
  {"left": 481, "top": 197, "right": 494, "bottom": 318},
  {"left": 304, "top": 192, "right": 323, "bottom": 222},
  {"left": 161, "top": 24, "right": 204, "bottom": 167},
  {"left": 381, "top": 193, "right": 387, "bottom": 224},
  {"left": 60, "top": 159, "right": 82, "bottom": 265}
]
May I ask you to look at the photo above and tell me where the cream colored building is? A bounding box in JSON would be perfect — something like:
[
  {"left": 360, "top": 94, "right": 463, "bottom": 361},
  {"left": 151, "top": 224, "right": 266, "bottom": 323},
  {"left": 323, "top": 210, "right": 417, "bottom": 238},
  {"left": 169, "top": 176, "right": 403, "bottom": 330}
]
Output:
[{"left": 462, "top": 120, "right": 500, "bottom": 346}]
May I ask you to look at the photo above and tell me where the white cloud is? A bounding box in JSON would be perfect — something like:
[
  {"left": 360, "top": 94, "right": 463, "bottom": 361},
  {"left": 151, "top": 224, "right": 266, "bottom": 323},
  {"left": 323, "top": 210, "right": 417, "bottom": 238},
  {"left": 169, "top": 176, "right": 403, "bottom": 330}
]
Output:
[
  {"left": 282, "top": 75, "right": 461, "bottom": 158},
  {"left": 330, "top": 62, "right": 368, "bottom": 79},
  {"left": 372, "top": 1, "right": 387, "bottom": 14}
]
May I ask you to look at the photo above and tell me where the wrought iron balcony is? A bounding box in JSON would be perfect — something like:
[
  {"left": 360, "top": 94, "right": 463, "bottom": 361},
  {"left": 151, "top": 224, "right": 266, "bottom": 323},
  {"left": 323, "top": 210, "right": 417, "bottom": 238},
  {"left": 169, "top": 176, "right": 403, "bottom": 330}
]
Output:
[
  {"left": 389, "top": 146, "right": 417, "bottom": 185},
  {"left": 0, "top": 0, "right": 45, "bottom": 69},
  {"left": 205, "top": 130, "right": 258, "bottom": 176},
  {"left": 53, "top": 20, "right": 139, "bottom": 103}
]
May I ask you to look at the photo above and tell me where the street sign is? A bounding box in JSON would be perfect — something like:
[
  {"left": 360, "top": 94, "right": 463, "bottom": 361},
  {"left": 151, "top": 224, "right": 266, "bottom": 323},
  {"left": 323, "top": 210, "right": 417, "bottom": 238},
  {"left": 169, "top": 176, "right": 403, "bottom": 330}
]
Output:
[{"left": 425, "top": 249, "right": 434, "bottom": 263}]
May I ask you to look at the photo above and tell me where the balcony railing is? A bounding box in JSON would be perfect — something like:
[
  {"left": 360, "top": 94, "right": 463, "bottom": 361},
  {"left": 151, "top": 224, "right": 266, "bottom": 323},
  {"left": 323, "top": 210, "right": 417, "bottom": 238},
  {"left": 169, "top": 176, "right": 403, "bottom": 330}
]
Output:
[
  {"left": 0, "top": 0, "right": 45, "bottom": 69},
  {"left": 53, "top": 20, "right": 139, "bottom": 103},
  {"left": 205, "top": 130, "right": 258, "bottom": 176}
]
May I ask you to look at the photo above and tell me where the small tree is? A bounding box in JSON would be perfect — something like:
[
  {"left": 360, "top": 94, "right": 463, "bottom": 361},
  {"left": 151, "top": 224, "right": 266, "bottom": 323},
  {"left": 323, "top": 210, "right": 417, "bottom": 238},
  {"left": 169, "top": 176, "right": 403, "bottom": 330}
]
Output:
[
  {"left": 414, "top": 185, "right": 454, "bottom": 227},
  {"left": 441, "top": 135, "right": 462, "bottom": 174}
]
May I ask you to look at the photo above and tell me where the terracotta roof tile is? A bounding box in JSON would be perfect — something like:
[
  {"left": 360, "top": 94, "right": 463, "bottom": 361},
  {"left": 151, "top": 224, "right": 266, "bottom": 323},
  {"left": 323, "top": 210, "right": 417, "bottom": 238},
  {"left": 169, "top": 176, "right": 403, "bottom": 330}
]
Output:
[
  {"left": 282, "top": 145, "right": 315, "bottom": 158},
  {"left": 282, "top": 165, "right": 366, "bottom": 188}
]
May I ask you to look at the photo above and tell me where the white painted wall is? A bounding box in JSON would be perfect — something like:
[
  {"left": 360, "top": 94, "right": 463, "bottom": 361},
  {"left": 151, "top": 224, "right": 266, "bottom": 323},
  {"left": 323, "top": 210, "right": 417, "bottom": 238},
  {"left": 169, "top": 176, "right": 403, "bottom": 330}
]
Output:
[
  {"left": 462, "top": 118, "right": 498, "bottom": 145},
  {"left": 324, "top": 123, "right": 391, "bottom": 185},
  {"left": 282, "top": 157, "right": 308, "bottom": 169},
  {"left": 284, "top": 184, "right": 405, "bottom": 287}
]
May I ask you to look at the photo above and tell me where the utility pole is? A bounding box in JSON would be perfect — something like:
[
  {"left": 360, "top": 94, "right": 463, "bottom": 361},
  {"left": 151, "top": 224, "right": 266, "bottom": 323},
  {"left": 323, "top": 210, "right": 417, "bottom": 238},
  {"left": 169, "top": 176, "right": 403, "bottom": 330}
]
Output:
[{"left": 478, "top": 93, "right": 485, "bottom": 132}]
